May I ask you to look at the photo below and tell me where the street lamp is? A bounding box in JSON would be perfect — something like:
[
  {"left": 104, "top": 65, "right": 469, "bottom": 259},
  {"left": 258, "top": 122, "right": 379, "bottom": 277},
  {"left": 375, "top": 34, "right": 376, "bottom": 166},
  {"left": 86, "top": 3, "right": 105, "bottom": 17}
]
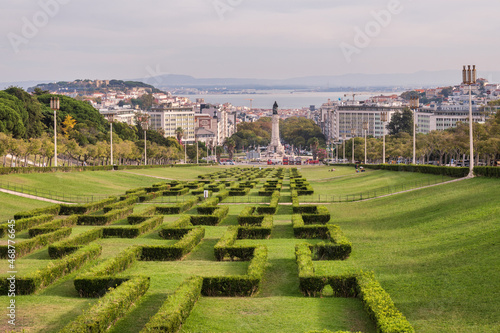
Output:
[
  {"left": 138, "top": 113, "right": 149, "bottom": 165},
  {"left": 409, "top": 97, "right": 419, "bottom": 164},
  {"left": 50, "top": 97, "right": 60, "bottom": 167},
  {"left": 363, "top": 121, "right": 368, "bottom": 164},
  {"left": 108, "top": 114, "right": 115, "bottom": 166},
  {"left": 462, "top": 65, "right": 476, "bottom": 177},
  {"left": 350, "top": 128, "right": 356, "bottom": 164},
  {"left": 342, "top": 135, "right": 346, "bottom": 163},
  {"left": 380, "top": 112, "right": 388, "bottom": 164}
]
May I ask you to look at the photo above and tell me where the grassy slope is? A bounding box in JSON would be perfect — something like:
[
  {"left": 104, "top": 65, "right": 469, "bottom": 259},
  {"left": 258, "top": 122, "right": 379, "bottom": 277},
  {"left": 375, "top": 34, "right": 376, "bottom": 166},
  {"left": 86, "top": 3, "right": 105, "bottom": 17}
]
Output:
[
  {"left": 0, "top": 192, "right": 52, "bottom": 222},
  {"left": 0, "top": 171, "right": 165, "bottom": 197},
  {"left": 322, "top": 177, "right": 500, "bottom": 332}
]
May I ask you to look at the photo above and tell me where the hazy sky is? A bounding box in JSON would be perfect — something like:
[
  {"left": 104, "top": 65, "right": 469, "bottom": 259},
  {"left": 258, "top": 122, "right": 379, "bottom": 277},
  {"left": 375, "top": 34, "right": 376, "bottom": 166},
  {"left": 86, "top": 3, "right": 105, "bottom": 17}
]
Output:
[{"left": 1, "top": 0, "right": 499, "bottom": 83}]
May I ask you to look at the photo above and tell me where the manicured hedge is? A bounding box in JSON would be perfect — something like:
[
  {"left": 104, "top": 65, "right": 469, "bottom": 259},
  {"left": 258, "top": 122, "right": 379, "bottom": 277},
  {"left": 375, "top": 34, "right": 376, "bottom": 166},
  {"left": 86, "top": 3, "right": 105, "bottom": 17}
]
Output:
[
  {"left": 0, "top": 214, "right": 54, "bottom": 237},
  {"left": 29, "top": 214, "right": 79, "bottom": 237},
  {"left": 214, "top": 226, "right": 239, "bottom": 261},
  {"left": 103, "top": 195, "right": 138, "bottom": 213},
  {"left": 202, "top": 246, "right": 267, "bottom": 297},
  {"left": 141, "top": 227, "right": 205, "bottom": 261},
  {"left": 196, "top": 196, "right": 220, "bottom": 214},
  {"left": 74, "top": 246, "right": 142, "bottom": 297},
  {"left": 13, "top": 204, "right": 61, "bottom": 219},
  {"left": 61, "top": 276, "right": 150, "bottom": 332},
  {"left": 0, "top": 228, "right": 72, "bottom": 259},
  {"left": 159, "top": 215, "right": 192, "bottom": 239},
  {"left": 49, "top": 228, "right": 104, "bottom": 259},
  {"left": 0, "top": 243, "right": 101, "bottom": 295},
  {"left": 103, "top": 216, "right": 163, "bottom": 238},
  {"left": 228, "top": 187, "right": 251, "bottom": 196},
  {"left": 256, "top": 191, "right": 280, "bottom": 215},
  {"left": 141, "top": 276, "right": 203, "bottom": 333},
  {"left": 155, "top": 197, "right": 199, "bottom": 215},
  {"left": 361, "top": 163, "right": 468, "bottom": 178},
  {"left": 237, "top": 206, "right": 265, "bottom": 225},
  {"left": 237, "top": 216, "right": 273, "bottom": 240},
  {"left": 292, "top": 204, "right": 319, "bottom": 214},
  {"left": 292, "top": 215, "right": 329, "bottom": 239},
  {"left": 190, "top": 206, "right": 229, "bottom": 226},
  {"left": 60, "top": 197, "right": 117, "bottom": 215},
  {"left": 77, "top": 205, "right": 135, "bottom": 226},
  {"left": 301, "top": 206, "right": 330, "bottom": 224},
  {"left": 474, "top": 166, "right": 500, "bottom": 178},
  {"left": 127, "top": 206, "right": 157, "bottom": 224}
]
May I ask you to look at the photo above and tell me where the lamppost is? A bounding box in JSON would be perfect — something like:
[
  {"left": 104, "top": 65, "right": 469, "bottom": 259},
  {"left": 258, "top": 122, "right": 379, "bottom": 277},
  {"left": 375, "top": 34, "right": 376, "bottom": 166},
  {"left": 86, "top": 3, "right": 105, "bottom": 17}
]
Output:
[
  {"left": 196, "top": 140, "right": 199, "bottom": 164},
  {"left": 409, "top": 97, "right": 419, "bottom": 164},
  {"left": 342, "top": 135, "right": 346, "bottom": 163},
  {"left": 381, "top": 112, "right": 388, "bottom": 163},
  {"left": 50, "top": 97, "right": 60, "bottom": 167},
  {"left": 109, "top": 114, "right": 115, "bottom": 166},
  {"left": 138, "top": 113, "right": 149, "bottom": 165},
  {"left": 363, "top": 122, "right": 368, "bottom": 164},
  {"left": 350, "top": 128, "right": 356, "bottom": 164},
  {"left": 462, "top": 65, "right": 476, "bottom": 177}
]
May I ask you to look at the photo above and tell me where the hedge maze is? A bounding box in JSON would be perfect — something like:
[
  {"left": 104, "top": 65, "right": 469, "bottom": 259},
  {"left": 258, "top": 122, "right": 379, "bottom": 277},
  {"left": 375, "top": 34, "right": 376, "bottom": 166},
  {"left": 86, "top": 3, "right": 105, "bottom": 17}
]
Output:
[{"left": 0, "top": 167, "right": 414, "bottom": 332}]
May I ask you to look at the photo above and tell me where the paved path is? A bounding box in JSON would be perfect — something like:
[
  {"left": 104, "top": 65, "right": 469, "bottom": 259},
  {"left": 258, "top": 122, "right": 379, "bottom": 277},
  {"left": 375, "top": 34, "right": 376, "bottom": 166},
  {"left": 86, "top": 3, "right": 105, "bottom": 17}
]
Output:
[{"left": 0, "top": 188, "right": 71, "bottom": 204}]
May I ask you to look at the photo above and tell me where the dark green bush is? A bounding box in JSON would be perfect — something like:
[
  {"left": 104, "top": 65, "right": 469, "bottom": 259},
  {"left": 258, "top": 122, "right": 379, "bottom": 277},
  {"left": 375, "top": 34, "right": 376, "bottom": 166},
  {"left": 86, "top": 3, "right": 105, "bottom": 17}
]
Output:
[
  {"left": 61, "top": 276, "right": 150, "bottom": 332},
  {"left": 190, "top": 206, "right": 229, "bottom": 226},
  {"left": 474, "top": 166, "right": 500, "bottom": 178},
  {"left": 103, "top": 216, "right": 163, "bottom": 238},
  {"left": 141, "top": 227, "right": 205, "bottom": 261},
  {"left": 0, "top": 214, "right": 54, "bottom": 237},
  {"left": 0, "top": 243, "right": 101, "bottom": 295},
  {"left": 49, "top": 228, "right": 103, "bottom": 259},
  {"left": 127, "top": 206, "right": 157, "bottom": 224},
  {"left": 103, "top": 195, "right": 138, "bottom": 213},
  {"left": 60, "top": 197, "right": 117, "bottom": 215},
  {"left": 141, "top": 276, "right": 203, "bottom": 333},
  {"left": 77, "top": 205, "right": 135, "bottom": 226},
  {"left": 363, "top": 163, "right": 468, "bottom": 178},
  {"left": 13, "top": 204, "right": 61, "bottom": 219},
  {"left": 0, "top": 228, "right": 71, "bottom": 259},
  {"left": 301, "top": 206, "right": 330, "bottom": 224},
  {"left": 155, "top": 197, "right": 198, "bottom": 215},
  {"left": 28, "top": 214, "right": 78, "bottom": 237}
]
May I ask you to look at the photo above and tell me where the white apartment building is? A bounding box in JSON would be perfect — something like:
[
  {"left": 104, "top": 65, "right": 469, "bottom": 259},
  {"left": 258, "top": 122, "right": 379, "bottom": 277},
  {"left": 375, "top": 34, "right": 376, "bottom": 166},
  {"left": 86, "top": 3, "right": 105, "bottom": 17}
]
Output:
[
  {"left": 416, "top": 104, "right": 487, "bottom": 134},
  {"left": 149, "top": 105, "right": 196, "bottom": 143}
]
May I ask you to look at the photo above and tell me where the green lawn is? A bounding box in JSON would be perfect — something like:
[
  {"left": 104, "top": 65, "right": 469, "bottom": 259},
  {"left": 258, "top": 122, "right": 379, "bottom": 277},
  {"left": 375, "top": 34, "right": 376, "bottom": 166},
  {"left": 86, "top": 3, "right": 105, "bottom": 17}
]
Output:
[
  {"left": 1, "top": 167, "right": 498, "bottom": 332},
  {"left": 116, "top": 165, "right": 229, "bottom": 180},
  {"left": 327, "top": 177, "right": 500, "bottom": 332},
  {"left": 0, "top": 171, "right": 163, "bottom": 198},
  {"left": 0, "top": 192, "right": 52, "bottom": 223}
]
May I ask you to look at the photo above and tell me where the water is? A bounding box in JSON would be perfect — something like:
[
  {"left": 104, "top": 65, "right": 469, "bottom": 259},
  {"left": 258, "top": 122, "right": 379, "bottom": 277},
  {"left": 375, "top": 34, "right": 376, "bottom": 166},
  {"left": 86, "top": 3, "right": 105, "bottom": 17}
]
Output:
[{"left": 179, "top": 91, "right": 399, "bottom": 109}]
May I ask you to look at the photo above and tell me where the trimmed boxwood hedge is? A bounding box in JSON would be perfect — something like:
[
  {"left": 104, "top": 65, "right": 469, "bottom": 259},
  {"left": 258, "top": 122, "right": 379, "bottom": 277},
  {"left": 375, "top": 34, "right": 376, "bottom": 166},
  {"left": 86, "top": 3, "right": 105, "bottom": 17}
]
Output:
[
  {"left": 361, "top": 163, "right": 468, "bottom": 178},
  {"left": 141, "top": 227, "right": 205, "bottom": 261},
  {"left": 28, "top": 214, "right": 79, "bottom": 237},
  {"left": 0, "top": 243, "right": 101, "bottom": 295},
  {"left": 0, "top": 214, "right": 54, "bottom": 237},
  {"left": 190, "top": 206, "right": 229, "bottom": 226},
  {"left": 0, "top": 228, "right": 72, "bottom": 259},
  {"left": 127, "top": 206, "right": 157, "bottom": 224},
  {"left": 474, "top": 166, "right": 500, "bottom": 178},
  {"left": 13, "top": 204, "right": 61, "bottom": 219},
  {"left": 155, "top": 197, "right": 199, "bottom": 215},
  {"left": 103, "top": 216, "right": 163, "bottom": 238},
  {"left": 61, "top": 276, "right": 150, "bottom": 332},
  {"left": 49, "top": 228, "right": 104, "bottom": 259},
  {"left": 77, "top": 205, "right": 135, "bottom": 226},
  {"left": 103, "top": 195, "right": 138, "bottom": 213},
  {"left": 301, "top": 206, "right": 330, "bottom": 224},
  {"left": 202, "top": 245, "right": 267, "bottom": 297},
  {"left": 74, "top": 246, "right": 142, "bottom": 297},
  {"left": 60, "top": 197, "right": 117, "bottom": 215},
  {"left": 237, "top": 206, "right": 265, "bottom": 225},
  {"left": 237, "top": 216, "right": 273, "bottom": 240},
  {"left": 141, "top": 276, "right": 203, "bottom": 333}
]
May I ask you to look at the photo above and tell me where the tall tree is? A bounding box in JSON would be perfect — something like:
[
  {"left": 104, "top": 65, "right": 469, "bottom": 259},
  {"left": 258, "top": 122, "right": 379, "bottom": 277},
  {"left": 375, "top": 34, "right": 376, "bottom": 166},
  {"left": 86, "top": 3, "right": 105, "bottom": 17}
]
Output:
[{"left": 387, "top": 108, "right": 414, "bottom": 135}]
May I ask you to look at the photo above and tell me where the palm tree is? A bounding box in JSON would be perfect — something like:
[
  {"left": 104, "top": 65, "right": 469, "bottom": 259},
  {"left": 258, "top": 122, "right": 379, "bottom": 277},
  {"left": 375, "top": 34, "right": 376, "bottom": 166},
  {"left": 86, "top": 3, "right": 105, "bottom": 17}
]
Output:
[
  {"left": 175, "top": 127, "right": 184, "bottom": 144},
  {"left": 310, "top": 137, "right": 319, "bottom": 160},
  {"left": 224, "top": 137, "right": 236, "bottom": 161}
]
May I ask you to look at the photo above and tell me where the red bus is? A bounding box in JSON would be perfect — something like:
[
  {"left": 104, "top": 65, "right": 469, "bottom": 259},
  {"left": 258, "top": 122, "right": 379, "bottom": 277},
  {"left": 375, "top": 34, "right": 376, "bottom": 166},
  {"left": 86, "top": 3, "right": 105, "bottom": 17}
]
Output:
[{"left": 283, "top": 157, "right": 289, "bottom": 165}]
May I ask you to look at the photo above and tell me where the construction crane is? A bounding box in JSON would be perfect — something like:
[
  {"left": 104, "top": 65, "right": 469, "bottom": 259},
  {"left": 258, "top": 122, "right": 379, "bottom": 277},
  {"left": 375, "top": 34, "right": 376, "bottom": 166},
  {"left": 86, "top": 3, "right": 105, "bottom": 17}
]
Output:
[
  {"left": 245, "top": 98, "right": 253, "bottom": 111},
  {"left": 344, "top": 93, "right": 357, "bottom": 101}
]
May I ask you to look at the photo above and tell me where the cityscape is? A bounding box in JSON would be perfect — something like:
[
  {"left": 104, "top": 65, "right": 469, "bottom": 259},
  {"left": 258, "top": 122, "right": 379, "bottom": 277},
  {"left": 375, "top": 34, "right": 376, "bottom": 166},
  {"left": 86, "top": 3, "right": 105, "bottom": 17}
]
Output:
[{"left": 1, "top": 1, "right": 500, "bottom": 333}]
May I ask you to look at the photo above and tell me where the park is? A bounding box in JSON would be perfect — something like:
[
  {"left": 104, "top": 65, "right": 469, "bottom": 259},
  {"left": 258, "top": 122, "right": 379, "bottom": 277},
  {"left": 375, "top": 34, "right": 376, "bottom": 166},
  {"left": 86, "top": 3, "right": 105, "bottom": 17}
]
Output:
[{"left": 0, "top": 164, "right": 499, "bottom": 333}]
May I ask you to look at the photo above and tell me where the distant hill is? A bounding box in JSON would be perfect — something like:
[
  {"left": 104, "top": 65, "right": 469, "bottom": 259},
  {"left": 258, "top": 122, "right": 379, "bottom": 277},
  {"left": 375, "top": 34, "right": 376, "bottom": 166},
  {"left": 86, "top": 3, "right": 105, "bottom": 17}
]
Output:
[{"left": 27, "top": 79, "right": 163, "bottom": 94}]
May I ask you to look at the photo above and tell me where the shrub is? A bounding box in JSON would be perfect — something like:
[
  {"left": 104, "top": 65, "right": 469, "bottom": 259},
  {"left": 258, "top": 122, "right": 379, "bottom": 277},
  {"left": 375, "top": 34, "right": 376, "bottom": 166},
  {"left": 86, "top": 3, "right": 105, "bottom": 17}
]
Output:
[
  {"left": 214, "top": 226, "right": 238, "bottom": 261},
  {"left": 237, "top": 206, "right": 265, "bottom": 225},
  {"left": 103, "top": 195, "right": 138, "bottom": 213},
  {"left": 155, "top": 197, "right": 198, "bottom": 215},
  {"left": 61, "top": 276, "right": 150, "bottom": 332},
  {"left": 159, "top": 215, "right": 192, "bottom": 239},
  {"left": 474, "top": 166, "right": 500, "bottom": 178},
  {"left": 0, "top": 243, "right": 101, "bottom": 295},
  {"left": 0, "top": 228, "right": 71, "bottom": 259},
  {"left": 237, "top": 216, "right": 273, "bottom": 240},
  {"left": 141, "top": 276, "right": 203, "bottom": 333},
  {"left": 103, "top": 216, "right": 163, "bottom": 238},
  {"left": 29, "top": 214, "right": 79, "bottom": 237},
  {"left": 127, "top": 206, "right": 157, "bottom": 224},
  {"left": 13, "top": 204, "right": 61, "bottom": 219},
  {"left": 60, "top": 197, "right": 117, "bottom": 215},
  {"left": 292, "top": 215, "right": 329, "bottom": 239},
  {"left": 77, "top": 205, "right": 135, "bottom": 226},
  {"left": 0, "top": 214, "right": 54, "bottom": 237},
  {"left": 74, "top": 246, "right": 142, "bottom": 297},
  {"left": 363, "top": 163, "right": 467, "bottom": 178},
  {"left": 141, "top": 227, "right": 205, "bottom": 261},
  {"left": 302, "top": 206, "right": 330, "bottom": 224},
  {"left": 190, "top": 206, "right": 229, "bottom": 226},
  {"left": 49, "top": 228, "right": 104, "bottom": 259}
]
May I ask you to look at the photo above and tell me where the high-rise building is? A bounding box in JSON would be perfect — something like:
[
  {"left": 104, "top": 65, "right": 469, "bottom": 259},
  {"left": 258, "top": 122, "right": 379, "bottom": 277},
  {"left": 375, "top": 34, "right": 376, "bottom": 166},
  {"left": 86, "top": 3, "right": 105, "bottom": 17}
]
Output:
[{"left": 148, "top": 105, "right": 195, "bottom": 143}]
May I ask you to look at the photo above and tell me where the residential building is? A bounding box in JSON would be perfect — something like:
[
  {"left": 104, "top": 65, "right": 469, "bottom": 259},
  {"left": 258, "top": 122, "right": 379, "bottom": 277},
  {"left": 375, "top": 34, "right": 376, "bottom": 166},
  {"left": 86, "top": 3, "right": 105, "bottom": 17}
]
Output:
[{"left": 148, "top": 105, "right": 196, "bottom": 143}]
